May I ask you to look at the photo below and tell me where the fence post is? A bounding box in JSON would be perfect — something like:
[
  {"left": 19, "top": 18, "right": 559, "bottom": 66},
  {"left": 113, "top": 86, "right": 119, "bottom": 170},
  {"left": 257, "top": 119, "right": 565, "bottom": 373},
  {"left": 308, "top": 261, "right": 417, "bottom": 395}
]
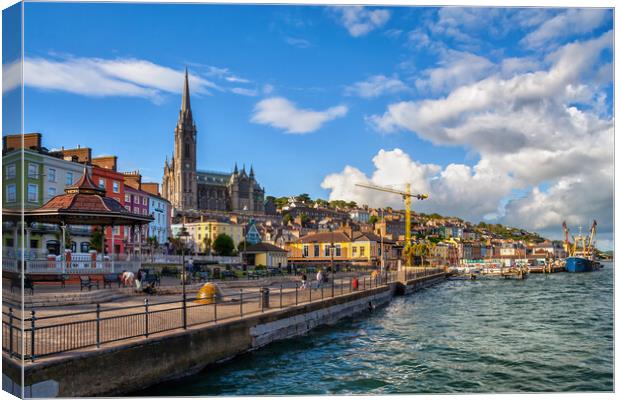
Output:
[
  {"left": 321, "top": 284, "right": 324, "bottom": 300},
  {"left": 30, "top": 310, "right": 36, "bottom": 362},
  {"left": 144, "top": 299, "right": 149, "bottom": 338},
  {"left": 182, "top": 293, "right": 187, "bottom": 330},
  {"left": 239, "top": 289, "right": 243, "bottom": 317},
  {"left": 363, "top": 276, "right": 366, "bottom": 290},
  {"left": 8, "top": 307, "right": 13, "bottom": 358},
  {"left": 214, "top": 297, "right": 218, "bottom": 322},
  {"left": 295, "top": 283, "right": 298, "bottom": 305},
  {"left": 96, "top": 303, "right": 101, "bottom": 348},
  {"left": 309, "top": 283, "right": 312, "bottom": 302},
  {"left": 280, "top": 285, "right": 283, "bottom": 309}
]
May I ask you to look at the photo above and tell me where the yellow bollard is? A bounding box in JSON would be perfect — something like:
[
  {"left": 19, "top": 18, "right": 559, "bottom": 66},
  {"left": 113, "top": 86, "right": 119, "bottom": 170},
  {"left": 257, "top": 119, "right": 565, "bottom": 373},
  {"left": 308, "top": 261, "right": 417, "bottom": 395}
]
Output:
[{"left": 195, "top": 282, "right": 219, "bottom": 304}]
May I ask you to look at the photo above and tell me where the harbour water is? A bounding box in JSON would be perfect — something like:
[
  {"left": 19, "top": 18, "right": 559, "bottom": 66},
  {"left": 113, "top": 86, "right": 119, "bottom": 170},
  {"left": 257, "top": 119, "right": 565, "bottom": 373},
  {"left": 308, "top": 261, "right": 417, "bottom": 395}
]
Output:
[{"left": 137, "top": 263, "right": 613, "bottom": 395}]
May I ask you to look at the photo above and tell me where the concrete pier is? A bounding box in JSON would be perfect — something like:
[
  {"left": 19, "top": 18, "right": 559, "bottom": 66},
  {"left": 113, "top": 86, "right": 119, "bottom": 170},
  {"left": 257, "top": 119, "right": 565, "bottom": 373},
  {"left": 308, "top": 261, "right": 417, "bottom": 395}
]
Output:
[{"left": 3, "top": 271, "right": 447, "bottom": 398}]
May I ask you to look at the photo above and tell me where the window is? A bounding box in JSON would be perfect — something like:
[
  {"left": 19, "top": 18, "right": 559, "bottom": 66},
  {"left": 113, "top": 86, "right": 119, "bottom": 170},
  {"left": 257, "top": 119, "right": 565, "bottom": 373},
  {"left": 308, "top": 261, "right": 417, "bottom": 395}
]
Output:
[
  {"left": 27, "top": 184, "right": 38, "bottom": 202},
  {"left": 143, "top": 209, "right": 147, "bottom": 216},
  {"left": 352, "top": 246, "right": 357, "bottom": 257},
  {"left": 324, "top": 245, "right": 331, "bottom": 257},
  {"left": 125, "top": 194, "right": 130, "bottom": 203},
  {"left": 28, "top": 163, "right": 38, "bottom": 178},
  {"left": 112, "top": 226, "right": 119, "bottom": 235},
  {"left": 6, "top": 184, "right": 16, "bottom": 202},
  {"left": 5, "top": 164, "right": 16, "bottom": 179},
  {"left": 80, "top": 242, "right": 90, "bottom": 253},
  {"left": 303, "top": 245, "right": 309, "bottom": 257},
  {"left": 113, "top": 181, "right": 119, "bottom": 193},
  {"left": 47, "top": 187, "right": 57, "bottom": 199},
  {"left": 314, "top": 244, "right": 320, "bottom": 257},
  {"left": 360, "top": 247, "right": 365, "bottom": 257},
  {"left": 125, "top": 205, "right": 131, "bottom": 211},
  {"left": 66, "top": 172, "right": 74, "bottom": 185},
  {"left": 48, "top": 168, "right": 56, "bottom": 182},
  {"left": 134, "top": 196, "right": 139, "bottom": 204},
  {"left": 98, "top": 178, "right": 105, "bottom": 189},
  {"left": 142, "top": 197, "right": 147, "bottom": 206},
  {"left": 335, "top": 244, "right": 342, "bottom": 257}
]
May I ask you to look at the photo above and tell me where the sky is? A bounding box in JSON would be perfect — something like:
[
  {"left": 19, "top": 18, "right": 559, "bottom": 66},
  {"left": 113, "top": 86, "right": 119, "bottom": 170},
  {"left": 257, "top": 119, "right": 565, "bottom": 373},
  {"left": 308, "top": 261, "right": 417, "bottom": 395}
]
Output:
[{"left": 1, "top": 3, "right": 614, "bottom": 249}]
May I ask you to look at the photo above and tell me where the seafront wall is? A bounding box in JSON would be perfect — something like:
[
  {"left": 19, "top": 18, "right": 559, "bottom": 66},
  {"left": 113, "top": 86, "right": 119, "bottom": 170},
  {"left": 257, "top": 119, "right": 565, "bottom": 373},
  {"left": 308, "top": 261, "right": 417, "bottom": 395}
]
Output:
[{"left": 3, "top": 272, "right": 446, "bottom": 397}]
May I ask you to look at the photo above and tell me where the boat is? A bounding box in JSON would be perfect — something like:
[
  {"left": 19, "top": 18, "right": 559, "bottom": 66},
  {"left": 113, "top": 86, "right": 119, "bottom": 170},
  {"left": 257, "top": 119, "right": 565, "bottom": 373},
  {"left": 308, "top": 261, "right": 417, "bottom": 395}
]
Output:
[{"left": 562, "top": 221, "right": 600, "bottom": 273}]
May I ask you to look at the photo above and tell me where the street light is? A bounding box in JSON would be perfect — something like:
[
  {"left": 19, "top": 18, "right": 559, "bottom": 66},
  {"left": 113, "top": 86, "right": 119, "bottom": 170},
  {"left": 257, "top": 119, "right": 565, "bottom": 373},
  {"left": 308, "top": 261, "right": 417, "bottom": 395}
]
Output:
[{"left": 178, "top": 222, "right": 190, "bottom": 330}]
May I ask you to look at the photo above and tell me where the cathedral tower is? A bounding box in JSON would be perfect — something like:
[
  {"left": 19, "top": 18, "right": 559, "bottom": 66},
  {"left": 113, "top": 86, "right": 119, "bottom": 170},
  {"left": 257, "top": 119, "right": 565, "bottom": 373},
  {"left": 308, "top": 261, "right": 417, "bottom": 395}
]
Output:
[{"left": 163, "top": 68, "right": 198, "bottom": 211}]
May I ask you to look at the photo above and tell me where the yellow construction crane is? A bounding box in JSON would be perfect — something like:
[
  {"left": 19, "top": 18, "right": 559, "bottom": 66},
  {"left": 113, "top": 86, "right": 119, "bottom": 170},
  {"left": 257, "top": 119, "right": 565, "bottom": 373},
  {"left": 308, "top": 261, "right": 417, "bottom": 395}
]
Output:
[{"left": 355, "top": 182, "right": 428, "bottom": 246}]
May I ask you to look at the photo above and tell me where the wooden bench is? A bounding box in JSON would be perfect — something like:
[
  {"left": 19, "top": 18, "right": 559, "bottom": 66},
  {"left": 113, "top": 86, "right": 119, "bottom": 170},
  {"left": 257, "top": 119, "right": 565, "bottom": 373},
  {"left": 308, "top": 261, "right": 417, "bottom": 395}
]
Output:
[
  {"left": 79, "top": 275, "right": 100, "bottom": 291},
  {"left": 103, "top": 274, "right": 120, "bottom": 289},
  {"left": 10, "top": 276, "right": 34, "bottom": 295}
]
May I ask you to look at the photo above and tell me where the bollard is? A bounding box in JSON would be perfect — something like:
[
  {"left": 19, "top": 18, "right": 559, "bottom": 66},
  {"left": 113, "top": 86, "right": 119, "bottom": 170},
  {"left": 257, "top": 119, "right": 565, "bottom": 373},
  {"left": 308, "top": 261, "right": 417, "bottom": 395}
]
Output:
[
  {"left": 295, "top": 283, "right": 298, "bottom": 305},
  {"left": 96, "top": 303, "right": 101, "bottom": 348},
  {"left": 214, "top": 297, "right": 218, "bottom": 322},
  {"left": 144, "top": 299, "right": 149, "bottom": 338},
  {"left": 280, "top": 285, "right": 283, "bottom": 309},
  {"left": 240, "top": 289, "right": 243, "bottom": 317},
  {"left": 341, "top": 277, "right": 344, "bottom": 295},
  {"left": 30, "top": 310, "right": 36, "bottom": 362},
  {"left": 260, "top": 287, "right": 270, "bottom": 310}
]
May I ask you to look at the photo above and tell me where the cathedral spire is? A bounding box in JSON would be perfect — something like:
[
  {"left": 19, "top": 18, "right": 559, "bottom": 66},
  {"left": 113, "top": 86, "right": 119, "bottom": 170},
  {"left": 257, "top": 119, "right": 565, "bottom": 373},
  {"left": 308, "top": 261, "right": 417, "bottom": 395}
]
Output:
[
  {"left": 250, "top": 164, "right": 254, "bottom": 178},
  {"left": 234, "top": 163, "right": 238, "bottom": 175},
  {"left": 178, "top": 67, "right": 193, "bottom": 126}
]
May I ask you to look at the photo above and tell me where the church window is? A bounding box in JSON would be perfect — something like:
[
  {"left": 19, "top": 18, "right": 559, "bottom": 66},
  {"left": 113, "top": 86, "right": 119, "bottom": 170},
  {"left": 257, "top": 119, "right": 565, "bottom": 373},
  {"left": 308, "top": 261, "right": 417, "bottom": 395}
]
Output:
[{"left": 185, "top": 143, "right": 190, "bottom": 158}]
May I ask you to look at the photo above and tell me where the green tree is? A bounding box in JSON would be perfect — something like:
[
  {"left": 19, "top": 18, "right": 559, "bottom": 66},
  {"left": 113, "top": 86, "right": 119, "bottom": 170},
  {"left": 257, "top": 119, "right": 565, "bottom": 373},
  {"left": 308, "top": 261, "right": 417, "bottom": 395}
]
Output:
[
  {"left": 297, "top": 193, "right": 312, "bottom": 204},
  {"left": 203, "top": 236, "right": 212, "bottom": 255},
  {"left": 146, "top": 235, "right": 159, "bottom": 261},
  {"left": 299, "top": 212, "right": 310, "bottom": 227},
  {"left": 314, "top": 198, "right": 329, "bottom": 207},
  {"left": 213, "top": 233, "right": 235, "bottom": 256},
  {"left": 369, "top": 215, "right": 379, "bottom": 225},
  {"left": 282, "top": 213, "right": 293, "bottom": 225},
  {"left": 89, "top": 227, "right": 105, "bottom": 252},
  {"left": 274, "top": 197, "right": 289, "bottom": 209}
]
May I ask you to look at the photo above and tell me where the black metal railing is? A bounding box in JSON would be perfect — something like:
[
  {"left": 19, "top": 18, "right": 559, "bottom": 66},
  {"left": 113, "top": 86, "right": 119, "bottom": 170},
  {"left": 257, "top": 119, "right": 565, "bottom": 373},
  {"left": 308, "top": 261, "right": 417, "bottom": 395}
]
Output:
[{"left": 2, "top": 268, "right": 444, "bottom": 361}]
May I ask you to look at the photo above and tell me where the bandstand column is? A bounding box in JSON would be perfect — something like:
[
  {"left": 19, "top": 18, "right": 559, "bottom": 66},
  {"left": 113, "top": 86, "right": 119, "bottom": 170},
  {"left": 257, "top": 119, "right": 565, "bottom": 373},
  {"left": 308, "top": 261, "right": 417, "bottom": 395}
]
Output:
[{"left": 111, "top": 223, "right": 115, "bottom": 273}]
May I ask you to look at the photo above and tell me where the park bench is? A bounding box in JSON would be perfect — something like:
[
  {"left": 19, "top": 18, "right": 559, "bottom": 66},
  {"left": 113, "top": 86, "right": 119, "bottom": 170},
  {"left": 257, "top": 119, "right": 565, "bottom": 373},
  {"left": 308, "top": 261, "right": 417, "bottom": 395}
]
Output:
[
  {"left": 142, "top": 273, "right": 161, "bottom": 287},
  {"left": 220, "top": 270, "right": 236, "bottom": 280},
  {"left": 195, "top": 271, "right": 210, "bottom": 282},
  {"left": 10, "top": 276, "right": 34, "bottom": 295},
  {"left": 79, "top": 275, "right": 100, "bottom": 291},
  {"left": 103, "top": 274, "right": 120, "bottom": 289},
  {"left": 247, "top": 271, "right": 260, "bottom": 280}
]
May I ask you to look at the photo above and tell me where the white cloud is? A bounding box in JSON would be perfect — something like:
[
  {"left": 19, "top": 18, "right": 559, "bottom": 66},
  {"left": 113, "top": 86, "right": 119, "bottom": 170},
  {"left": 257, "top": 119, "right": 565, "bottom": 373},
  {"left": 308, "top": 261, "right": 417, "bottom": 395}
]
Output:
[
  {"left": 345, "top": 75, "right": 407, "bottom": 98},
  {"left": 333, "top": 32, "right": 613, "bottom": 237},
  {"left": 251, "top": 97, "right": 347, "bottom": 134},
  {"left": 23, "top": 56, "right": 218, "bottom": 102},
  {"left": 2, "top": 58, "right": 21, "bottom": 94},
  {"left": 285, "top": 37, "right": 313, "bottom": 48},
  {"left": 415, "top": 51, "right": 495, "bottom": 94},
  {"left": 230, "top": 87, "right": 258, "bottom": 97},
  {"left": 321, "top": 149, "right": 514, "bottom": 223},
  {"left": 331, "top": 6, "right": 390, "bottom": 37},
  {"left": 521, "top": 8, "right": 609, "bottom": 48},
  {"left": 225, "top": 75, "right": 250, "bottom": 84}
]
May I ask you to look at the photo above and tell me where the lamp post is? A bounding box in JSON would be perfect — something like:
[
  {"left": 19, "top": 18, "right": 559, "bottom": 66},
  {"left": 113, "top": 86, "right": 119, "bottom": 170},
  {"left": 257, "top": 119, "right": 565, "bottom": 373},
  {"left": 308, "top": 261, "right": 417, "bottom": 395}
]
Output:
[
  {"left": 330, "top": 225, "right": 335, "bottom": 297},
  {"left": 178, "top": 223, "right": 190, "bottom": 330}
]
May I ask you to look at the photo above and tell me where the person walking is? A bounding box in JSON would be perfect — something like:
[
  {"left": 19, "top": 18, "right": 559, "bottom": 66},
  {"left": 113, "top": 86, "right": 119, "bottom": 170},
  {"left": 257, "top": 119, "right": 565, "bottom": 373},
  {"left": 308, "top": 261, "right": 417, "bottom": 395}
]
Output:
[
  {"left": 316, "top": 269, "right": 323, "bottom": 289},
  {"left": 300, "top": 273, "right": 308, "bottom": 289},
  {"left": 135, "top": 269, "right": 143, "bottom": 291}
]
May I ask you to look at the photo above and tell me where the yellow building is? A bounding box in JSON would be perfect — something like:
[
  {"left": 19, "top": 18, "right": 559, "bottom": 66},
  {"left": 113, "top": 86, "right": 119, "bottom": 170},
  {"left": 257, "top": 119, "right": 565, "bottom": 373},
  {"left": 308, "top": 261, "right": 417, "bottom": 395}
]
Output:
[
  {"left": 183, "top": 220, "right": 244, "bottom": 252},
  {"left": 288, "top": 230, "right": 394, "bottom": 268},
  {"left": 244, "top": 243, "right": 288, "bottom": 268}
]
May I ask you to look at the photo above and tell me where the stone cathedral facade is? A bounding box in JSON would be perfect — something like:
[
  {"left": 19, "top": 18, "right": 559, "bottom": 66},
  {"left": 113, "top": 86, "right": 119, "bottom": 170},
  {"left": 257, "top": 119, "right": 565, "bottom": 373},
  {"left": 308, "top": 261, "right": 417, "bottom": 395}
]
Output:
[{"left": 162, "top": 70, "right": 265, "bottom": 214}]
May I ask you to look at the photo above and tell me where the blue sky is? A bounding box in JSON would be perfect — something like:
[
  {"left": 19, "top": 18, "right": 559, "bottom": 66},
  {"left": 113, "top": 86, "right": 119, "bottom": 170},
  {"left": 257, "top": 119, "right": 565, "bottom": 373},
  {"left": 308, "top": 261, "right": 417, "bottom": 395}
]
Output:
[{"left": 2, "top": 4, "right": 614, "bottom": 248}]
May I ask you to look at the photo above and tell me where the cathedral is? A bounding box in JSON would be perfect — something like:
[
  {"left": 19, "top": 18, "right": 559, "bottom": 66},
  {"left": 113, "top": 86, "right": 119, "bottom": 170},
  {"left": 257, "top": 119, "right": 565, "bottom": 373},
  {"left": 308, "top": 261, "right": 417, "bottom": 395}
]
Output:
[{"left": 162, "top": 69, "right": 265, "bottom": 214}]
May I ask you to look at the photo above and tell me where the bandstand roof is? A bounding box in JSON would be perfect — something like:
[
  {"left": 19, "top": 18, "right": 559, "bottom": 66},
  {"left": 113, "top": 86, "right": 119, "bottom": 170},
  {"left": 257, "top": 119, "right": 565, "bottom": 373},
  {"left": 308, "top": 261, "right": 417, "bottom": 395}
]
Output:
[{"left": 5, "top": 166, "right": 154, "bottom": 226}]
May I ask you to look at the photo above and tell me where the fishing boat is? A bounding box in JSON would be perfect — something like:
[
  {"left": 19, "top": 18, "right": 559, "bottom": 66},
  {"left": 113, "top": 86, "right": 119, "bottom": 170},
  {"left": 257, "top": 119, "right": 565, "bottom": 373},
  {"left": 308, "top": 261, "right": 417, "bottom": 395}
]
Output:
[{"left": 562, "top": 221, "right": 600, "bottom": 273}]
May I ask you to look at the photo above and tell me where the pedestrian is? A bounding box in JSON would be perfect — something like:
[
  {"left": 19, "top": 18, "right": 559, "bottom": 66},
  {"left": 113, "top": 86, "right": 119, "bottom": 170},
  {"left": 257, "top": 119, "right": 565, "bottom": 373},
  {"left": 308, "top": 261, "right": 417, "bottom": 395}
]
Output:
[
  {"left": 316, "top": 270, "right": 323, "bottom": 289},
  {"left": 135, "top": 269, "right": 143, "bottom": 291},
  {"left": 300, "top": 273, "right": 308, "bottom": 289}
]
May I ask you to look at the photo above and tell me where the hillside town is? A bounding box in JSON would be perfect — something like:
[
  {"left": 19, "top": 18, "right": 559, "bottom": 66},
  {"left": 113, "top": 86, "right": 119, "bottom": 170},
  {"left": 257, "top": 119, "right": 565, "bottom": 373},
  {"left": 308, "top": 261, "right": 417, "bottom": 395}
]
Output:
[{"left": 3, "top": 129, "right": 568, "bottom": 272}]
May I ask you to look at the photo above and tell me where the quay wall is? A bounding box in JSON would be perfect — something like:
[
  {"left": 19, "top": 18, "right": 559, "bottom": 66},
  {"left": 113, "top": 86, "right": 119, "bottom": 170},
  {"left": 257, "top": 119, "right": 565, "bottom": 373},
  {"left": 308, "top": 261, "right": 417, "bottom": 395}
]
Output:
[{"left": 4, "top": 273, "right": 447, "bottom": 398}]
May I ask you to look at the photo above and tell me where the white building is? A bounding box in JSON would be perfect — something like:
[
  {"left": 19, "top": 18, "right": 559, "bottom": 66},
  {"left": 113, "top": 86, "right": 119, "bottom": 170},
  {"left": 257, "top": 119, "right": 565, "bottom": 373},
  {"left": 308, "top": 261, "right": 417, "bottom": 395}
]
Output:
[{"left": 147, "top": 193, "right": 171, "bottom": 245}]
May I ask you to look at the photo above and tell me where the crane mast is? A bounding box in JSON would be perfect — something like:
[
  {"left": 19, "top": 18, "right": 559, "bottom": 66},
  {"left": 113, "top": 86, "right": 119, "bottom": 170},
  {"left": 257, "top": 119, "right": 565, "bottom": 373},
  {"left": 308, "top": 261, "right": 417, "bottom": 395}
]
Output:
[{"left": 355, "top": 182, "right": 428, "bottom": 247}]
